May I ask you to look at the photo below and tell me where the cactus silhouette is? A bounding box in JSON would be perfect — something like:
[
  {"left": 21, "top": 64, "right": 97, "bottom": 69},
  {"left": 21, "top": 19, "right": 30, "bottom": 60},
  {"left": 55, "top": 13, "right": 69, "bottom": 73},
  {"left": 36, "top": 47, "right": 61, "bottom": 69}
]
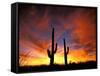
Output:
[
  {"left": 47, "top": 28, "right": 57, "bottom": 65},
  {"left": 63, "top": 38, "right": 69, "bottom": 65}
]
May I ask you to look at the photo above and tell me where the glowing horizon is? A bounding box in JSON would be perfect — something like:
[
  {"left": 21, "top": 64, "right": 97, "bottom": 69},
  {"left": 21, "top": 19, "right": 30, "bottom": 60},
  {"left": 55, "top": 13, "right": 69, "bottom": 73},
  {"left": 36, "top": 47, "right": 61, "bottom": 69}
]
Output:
[{"left": 19, "top": 48, "right": 96, "bottom": 66}]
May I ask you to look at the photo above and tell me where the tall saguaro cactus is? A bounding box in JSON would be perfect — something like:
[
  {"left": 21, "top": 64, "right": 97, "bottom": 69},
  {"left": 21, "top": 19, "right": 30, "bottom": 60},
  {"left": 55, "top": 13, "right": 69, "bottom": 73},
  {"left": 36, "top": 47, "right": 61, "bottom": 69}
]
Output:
[
  {"left": 47, "top": 28, "right": 57, "bottom": 65},
  {"left": 63, "top": 38, "right": 69, "bottom": 65}
]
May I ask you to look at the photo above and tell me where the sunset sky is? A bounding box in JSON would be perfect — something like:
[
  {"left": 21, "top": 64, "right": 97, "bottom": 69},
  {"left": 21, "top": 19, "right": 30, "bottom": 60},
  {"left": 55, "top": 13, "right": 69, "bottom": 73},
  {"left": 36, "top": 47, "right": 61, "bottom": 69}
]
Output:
[{"left": 19, "top": 4, "right": 97, "bottom": 66}]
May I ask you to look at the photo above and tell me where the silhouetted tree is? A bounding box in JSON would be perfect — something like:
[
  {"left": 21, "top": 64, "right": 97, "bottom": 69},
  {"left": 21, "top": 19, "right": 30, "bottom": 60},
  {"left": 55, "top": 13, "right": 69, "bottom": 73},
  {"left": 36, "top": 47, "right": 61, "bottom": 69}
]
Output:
[{"left": 47, "top": 28, "right": 57, "bottom": 65}]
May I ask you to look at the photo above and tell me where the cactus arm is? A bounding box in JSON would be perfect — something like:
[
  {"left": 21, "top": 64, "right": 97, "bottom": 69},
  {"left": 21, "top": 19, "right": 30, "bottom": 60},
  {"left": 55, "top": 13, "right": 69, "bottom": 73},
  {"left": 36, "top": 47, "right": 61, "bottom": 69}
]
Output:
[
  {"left": 47, "top": 49, "right": 51, "bottom": 58},
  {"left": 54, "top": 43, "right": 57, "bottom": 53}
]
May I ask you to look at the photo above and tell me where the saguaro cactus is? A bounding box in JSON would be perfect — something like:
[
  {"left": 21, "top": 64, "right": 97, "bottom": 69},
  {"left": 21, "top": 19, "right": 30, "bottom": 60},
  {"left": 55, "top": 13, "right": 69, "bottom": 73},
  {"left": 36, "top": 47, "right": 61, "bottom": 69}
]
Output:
[
  {"left": 63, "top": 38, "right": 69, "bottom": 65},
  {"left": 47, "top": 28, "right": 57, "bottom": 65}
]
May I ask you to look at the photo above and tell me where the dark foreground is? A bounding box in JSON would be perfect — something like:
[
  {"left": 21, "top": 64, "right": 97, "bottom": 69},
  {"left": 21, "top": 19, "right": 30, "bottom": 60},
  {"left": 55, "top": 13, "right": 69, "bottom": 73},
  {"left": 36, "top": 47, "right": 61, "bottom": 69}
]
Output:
[{"left": 18, "top": 61, "right": 97, "bottom": 73}]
